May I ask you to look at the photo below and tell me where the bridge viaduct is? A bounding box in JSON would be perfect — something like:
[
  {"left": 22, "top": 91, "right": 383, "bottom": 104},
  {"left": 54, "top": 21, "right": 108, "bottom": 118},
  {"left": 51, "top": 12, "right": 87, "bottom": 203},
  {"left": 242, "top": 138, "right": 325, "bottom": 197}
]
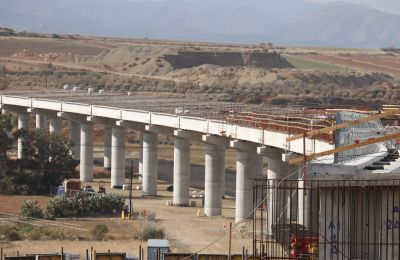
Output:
[{"left": 0, "top": 93, "right": 333, "bottom": 223}]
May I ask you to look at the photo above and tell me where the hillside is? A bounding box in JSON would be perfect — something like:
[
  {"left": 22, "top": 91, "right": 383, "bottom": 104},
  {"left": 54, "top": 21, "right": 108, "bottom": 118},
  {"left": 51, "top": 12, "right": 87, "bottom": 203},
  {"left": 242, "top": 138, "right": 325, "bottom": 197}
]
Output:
[{"left": 0, "top": 0, "right": 399, "bottom": 48}]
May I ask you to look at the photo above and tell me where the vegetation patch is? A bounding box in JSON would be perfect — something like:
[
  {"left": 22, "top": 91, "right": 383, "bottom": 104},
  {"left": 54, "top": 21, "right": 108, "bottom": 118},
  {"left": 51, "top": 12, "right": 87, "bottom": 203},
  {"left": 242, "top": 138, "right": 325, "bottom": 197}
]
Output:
[
  {"left": 134, "top": 225, "right": 165, "bottom": 240},
  {"left": 283, "top": 54, "right": 353, "bottom": 72}
]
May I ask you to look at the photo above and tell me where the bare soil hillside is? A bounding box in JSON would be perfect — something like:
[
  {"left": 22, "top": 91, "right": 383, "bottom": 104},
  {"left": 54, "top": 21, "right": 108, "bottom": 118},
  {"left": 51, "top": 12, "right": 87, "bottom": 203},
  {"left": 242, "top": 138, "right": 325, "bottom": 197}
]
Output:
[{"left": 1, "top": 34, "right": 400, "bottom": 107}]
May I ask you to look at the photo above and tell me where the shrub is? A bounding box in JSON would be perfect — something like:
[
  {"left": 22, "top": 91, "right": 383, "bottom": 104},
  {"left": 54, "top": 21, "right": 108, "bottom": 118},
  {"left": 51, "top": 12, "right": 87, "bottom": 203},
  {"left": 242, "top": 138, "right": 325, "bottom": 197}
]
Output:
[
  {"left": 91, "top": 224, "right": 109, "bottom": 240},
  {"left": 6, "top": 230, "right": 22, "bottom": 241},
  {"left": 21, "top": 200, "right": 44, "bottom": 219},
  {"left": 44, "top": 193, "right": 124, "bottom": 218},
  {"left": 28, "top": 229, "right": 42, "bottom": 240},
  {"left": 135, "top": 225, "right": 165, "bottom": 240}
]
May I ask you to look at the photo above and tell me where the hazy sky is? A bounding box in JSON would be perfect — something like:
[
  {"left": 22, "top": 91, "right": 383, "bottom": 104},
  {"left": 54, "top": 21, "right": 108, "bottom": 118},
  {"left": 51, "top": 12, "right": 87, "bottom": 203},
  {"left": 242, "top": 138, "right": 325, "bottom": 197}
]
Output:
[{"left": 307, "top": 0, "right": 400, "bottom": 15}]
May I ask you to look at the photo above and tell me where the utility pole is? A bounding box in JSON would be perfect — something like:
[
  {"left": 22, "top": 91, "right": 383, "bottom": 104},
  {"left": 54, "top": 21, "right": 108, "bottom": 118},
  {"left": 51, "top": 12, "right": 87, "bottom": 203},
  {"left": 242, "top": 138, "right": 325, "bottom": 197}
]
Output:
[
  {"left": 2, "top": 64, "right": 5, "bottom": 90},
  {"left": 45, "top": 72, "right": 48, "bottom": 89},
  {"left": 129, "top": 159, "right": 134, "bottom": 218}
]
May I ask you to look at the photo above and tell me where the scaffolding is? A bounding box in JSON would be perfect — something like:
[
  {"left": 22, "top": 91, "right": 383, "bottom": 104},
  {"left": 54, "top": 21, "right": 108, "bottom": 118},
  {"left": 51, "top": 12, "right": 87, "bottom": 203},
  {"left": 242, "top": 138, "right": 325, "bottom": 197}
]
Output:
[{"left": 253, "top": 178, "right": 400, "bottom": 260}]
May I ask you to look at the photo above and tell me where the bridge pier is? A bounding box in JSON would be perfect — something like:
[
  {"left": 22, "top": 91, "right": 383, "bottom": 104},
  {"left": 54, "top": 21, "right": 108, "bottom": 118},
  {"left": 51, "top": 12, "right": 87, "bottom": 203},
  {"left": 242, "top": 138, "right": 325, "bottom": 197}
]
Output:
[
  {"left": 111, "top": 127, "right": 126, "bottom": 188},
  {"left": 80, "top": 123, "right": 93, "bottom": 182},
  {"left": 202, "top": 135, "right": 226, "bottom": 216},
  {"left": 69, "top": 121, "right": 81, "bottom": 160},
  {"left": 17, "top": 112, "right": 29, "bottom": 159},
  {"left": 264, "top": 148, "right": 301, "bottom": 235},
  {"left": 49, "top": 118, "right": 62, "bottom": 134},
  {"left": 173, "top": 137, "right": 191, "bottom": 206},
  {"left": 138, "top": 132, "right": 143, "bottom": 183},
  {"left": 231, "top": 140, "right": 260, "bottom": 223},
  {"left": 104, "top": 126, "right": 112, "bottom": 170},
  {"left": 142, "top": 131, "right": 158, "bottom": 196},
  {"left": 35, "top": 114, "right": 47, "bottom": 129}
]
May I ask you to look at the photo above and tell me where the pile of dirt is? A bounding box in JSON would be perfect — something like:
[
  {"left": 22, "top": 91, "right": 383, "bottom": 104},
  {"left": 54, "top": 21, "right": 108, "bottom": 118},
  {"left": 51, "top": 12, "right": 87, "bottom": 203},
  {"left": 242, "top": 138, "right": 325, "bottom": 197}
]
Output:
[{"left": 89, "top": 46, "right": 173, "bottom": 75}]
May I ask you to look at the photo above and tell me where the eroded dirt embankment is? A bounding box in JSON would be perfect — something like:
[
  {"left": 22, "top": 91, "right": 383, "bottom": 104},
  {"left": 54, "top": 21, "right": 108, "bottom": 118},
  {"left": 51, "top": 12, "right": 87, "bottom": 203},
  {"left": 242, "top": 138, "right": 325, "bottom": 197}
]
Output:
[{"left": 164, "top": 51, "right": 292, "bottom": 69}]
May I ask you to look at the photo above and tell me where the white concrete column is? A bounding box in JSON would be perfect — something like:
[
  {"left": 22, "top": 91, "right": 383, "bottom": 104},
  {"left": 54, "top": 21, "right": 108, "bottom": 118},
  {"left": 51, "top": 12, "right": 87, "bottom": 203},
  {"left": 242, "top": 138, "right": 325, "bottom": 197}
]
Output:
[
  {"left": 17, "top": 113, "right": 29, "bottom": 159},
  {"left": 111, "top": 127, "right": 126, "bottom": 188},
  {"left": 35, "top": 114, "right": 47, "bottom": 129},
  {"left": 138, "top": 132, "right": 143, "bottom": 183},
  {"left": 104, "top": 126, "right": 112, "bottom": 169},
  {"left": 49, "top": 118, "right": 62, "bottom": 134},
  {"left": 265, "top": 148, "right": 300, "bottom": 235},
  {"left": 69, "top": 121, "right": 81, "bottom": 160},
  {"left": 142, "top": 131, "right": 158, "bottom": 195},
  {"left": 80, "top": 123, "right": 93, "bottom": 182},
  {"left": 204, "top": 143, "right": 225, "bottom": 216},
  {"left": 173, "top": 137, "right": 191, "bottom": 206},
  {"left": 234, "top": 143, "right": 258, "bottom": 222}
]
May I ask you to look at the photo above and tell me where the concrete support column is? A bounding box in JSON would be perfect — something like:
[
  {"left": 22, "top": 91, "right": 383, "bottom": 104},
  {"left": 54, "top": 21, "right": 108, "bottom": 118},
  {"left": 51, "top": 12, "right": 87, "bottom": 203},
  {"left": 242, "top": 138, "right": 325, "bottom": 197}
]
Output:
[
  {"left": 142, "top": 131, "right": 158, "bottom": 196},
  {"left": 69, "top": 121, "right": 81, "bottom": 160},
  {"left": 111, "top": 127, "right": 126, "bottom": 188},
  {"left": 202, "top": 135, "right": 226, "bottom": 216},
  {"left": 173, "top": 137, "right": 191, "bottom": 206},
  {"left": 17, "top": 113, "right": 29, "bottom": 159},
  {"left": 265, "top": 148, "right": 300, "bottom": 235},
  {"left": 138, "top": 132, "right": 143, "bottom": 183},
  {"left": 104, "top": 126, "right": 112, "bottom": 169},
  {"left": 233, "top": 141, "right": 258, "bottom": 222},
  {"left": 49, "top": 118, "right": 62, "bottom": 134},
  {"left": 80, "top": 123, "right": 93, "bottom": 182},
  {"left": 35, "top": 114, "right": 47, "bottom": 129}
]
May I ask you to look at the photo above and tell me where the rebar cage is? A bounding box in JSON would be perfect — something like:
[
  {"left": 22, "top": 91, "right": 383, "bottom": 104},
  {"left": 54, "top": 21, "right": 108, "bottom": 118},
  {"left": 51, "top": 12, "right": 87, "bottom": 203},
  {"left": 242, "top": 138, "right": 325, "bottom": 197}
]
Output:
[{"left": 252, "top": 178, "right": 400, "bottom": 260}]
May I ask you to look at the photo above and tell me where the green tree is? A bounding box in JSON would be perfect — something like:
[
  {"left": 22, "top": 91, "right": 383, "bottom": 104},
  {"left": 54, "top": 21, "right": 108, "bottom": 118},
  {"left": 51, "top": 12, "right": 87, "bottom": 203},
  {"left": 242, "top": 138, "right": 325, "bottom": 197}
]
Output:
[
  {"left": 16, "top": 129, "right": 77, "bottom": 194},
  {"left": 0, "top": 125, "right": 78, "bottom": 195},
  {"left": 0, "top": 112, "right": 13, "bottom": 177}
]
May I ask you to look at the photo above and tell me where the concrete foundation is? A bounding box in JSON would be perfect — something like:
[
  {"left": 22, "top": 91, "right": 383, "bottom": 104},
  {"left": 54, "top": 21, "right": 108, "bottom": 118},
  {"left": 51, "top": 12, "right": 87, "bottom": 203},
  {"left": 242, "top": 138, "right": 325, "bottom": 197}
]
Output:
[
  {"left": 35, "top": 114, "right": 47, "bottom": 129},
  {"left": 173, "top": 137, "right": 191, "bottom": 206},
  {"left": 69, "top": 121, "right": 81, "bottom": 160},
  {"left": 142, "top": 131, "right": 158, "bottom": 195},
  {"left": 49, "top": 118, "right": 62, "bottom": 134},
  {"left": 104, "top": 126, "right": 112, "bottom": 169},
  {"left": 17, "top": 113, "right": 29, "bottom": 159},
  {"left": 80, "top": 123, "right": 93, "bottom": 182},
  {"left": 204, "top": 142, "right": 225, "bottom": 216},
  {"left": 111, "top": 127, "right": 126, "bottom": 188}
]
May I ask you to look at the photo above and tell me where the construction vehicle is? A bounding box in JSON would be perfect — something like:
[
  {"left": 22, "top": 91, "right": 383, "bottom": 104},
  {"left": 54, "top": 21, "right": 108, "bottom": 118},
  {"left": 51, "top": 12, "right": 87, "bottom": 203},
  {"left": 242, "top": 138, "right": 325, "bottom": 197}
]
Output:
[
  {"left": 56, "top": 180, "right": 81, "bottom": 196},
  {"left": 289, "top": 236, "right": 318, "bottom": 259}
]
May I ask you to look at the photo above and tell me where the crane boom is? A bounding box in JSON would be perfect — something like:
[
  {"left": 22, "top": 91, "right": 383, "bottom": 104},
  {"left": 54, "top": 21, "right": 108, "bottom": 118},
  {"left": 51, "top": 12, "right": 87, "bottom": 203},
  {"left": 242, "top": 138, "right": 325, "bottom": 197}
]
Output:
[
  {"left": 286, "top": 109, "right": 400, "bottom": 142},
  {"left": 289, "top": 132, "right": 400, "bottom": 164}
]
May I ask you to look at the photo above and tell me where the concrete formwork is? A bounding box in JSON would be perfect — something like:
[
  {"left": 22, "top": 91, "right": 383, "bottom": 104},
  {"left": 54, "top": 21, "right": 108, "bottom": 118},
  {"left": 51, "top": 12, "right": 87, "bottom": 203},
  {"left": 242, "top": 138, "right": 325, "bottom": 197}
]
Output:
[{"left": 254, "top": 179, "right": 400, "bottom": 260}]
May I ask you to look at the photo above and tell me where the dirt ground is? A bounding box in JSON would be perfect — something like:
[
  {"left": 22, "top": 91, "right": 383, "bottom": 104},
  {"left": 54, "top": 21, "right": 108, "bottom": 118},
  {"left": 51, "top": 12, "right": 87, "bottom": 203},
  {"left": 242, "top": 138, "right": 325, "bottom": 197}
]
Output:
[
  {"left": 297, "top": 53, "right": 400, "bottom": 78},
  {"left": 0, "top": 180, "right": 254, "bottom": 257},
  {"left": 0, "top": 196, "right": 50, "bottom": 214}
]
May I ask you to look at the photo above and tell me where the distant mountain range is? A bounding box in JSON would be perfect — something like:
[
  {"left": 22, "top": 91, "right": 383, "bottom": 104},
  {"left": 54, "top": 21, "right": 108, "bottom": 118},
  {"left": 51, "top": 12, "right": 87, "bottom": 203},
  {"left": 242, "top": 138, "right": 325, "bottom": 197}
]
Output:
[{"left": 0, "top": 0, "right": 399, "bottom": 48}]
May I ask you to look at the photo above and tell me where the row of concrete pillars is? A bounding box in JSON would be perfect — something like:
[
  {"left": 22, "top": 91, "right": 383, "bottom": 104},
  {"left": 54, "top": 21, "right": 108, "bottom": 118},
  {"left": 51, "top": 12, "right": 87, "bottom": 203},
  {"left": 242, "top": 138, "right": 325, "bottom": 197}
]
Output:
[{"left": 13, "top": 111, "right": 295, "bottom": 223}]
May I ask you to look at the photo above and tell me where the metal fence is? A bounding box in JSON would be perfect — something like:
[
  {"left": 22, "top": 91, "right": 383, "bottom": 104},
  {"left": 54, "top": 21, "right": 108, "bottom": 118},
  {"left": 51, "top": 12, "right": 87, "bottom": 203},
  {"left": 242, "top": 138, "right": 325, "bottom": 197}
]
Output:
[{"left": 252, "top": 178, "right": 400, "bottom": 260}]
